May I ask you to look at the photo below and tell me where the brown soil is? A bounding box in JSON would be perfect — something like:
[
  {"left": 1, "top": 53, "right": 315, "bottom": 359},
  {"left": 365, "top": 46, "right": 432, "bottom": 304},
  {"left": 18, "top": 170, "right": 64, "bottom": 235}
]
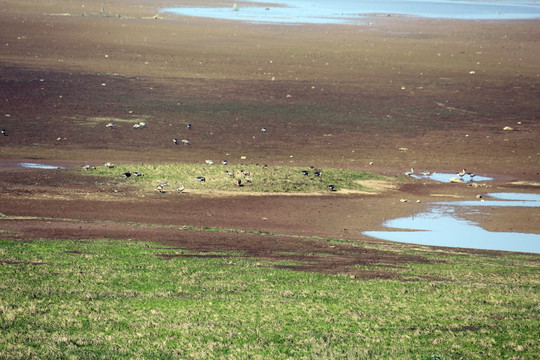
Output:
[{"left": 1, "top": 1, "right": 539, "bottom": 277}]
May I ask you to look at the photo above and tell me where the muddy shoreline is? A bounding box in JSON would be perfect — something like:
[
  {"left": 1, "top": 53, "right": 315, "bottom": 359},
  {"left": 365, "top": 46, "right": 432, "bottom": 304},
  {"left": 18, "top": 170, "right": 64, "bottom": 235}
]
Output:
[{"left": 1, "top": 0, "right": 539, "bottom": 269}]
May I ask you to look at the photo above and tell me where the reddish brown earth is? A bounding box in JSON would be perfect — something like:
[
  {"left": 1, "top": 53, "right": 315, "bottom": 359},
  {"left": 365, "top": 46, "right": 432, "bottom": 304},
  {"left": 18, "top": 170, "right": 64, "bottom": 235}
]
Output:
[{"left": 1, "top": 0, "right": 539, "bottom": 277}]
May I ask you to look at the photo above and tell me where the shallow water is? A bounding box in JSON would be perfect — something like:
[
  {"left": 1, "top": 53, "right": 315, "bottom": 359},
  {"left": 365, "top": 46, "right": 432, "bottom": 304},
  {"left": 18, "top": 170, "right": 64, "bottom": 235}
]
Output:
[
  {"left": 364, "top": 192, "right": 540, "bottom": 253},
  {"left": 17, "top": 162, "right": 64, "bottom": 170},
  {"left": 161, "top": 0, "right": 540, "bottom": 24},
  {"left": 411, "top": 172, "right": 493, "bottom": 183}
]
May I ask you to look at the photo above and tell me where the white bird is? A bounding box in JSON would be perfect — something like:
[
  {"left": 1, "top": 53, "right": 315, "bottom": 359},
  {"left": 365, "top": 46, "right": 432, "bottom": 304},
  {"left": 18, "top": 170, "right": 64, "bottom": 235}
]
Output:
[
  {"left": 458, "top": 169, "right": 467, "bottom": 177},
  {"left": 104, "top": 162, "right": 115, "bottom": 168},
  {"left": 205, "top": 160, "right": 214, "bottom": 165},
  {"left": 177, "top": 184, "right": 185, "bottom": 192},
  {"left": 157, "top": 182, "right": 169, "bottom": 193},
  {"left": 404, "top": 168, "right": 414, "bottom": 176},
  {"left": 181, "top": 139, "right": 190, "bottom": 145},
  {"left": 105, "top": 122, "right": 116, "bottom": 128}
]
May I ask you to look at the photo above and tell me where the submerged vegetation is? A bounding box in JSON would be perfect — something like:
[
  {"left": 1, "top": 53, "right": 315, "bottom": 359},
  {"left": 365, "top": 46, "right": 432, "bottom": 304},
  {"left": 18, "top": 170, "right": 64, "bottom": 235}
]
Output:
[
  {"left": 0, "top": 238, "right": 538, "bottom": 358},
  {"left": 80, "top": 163, "right": 390, "bottom": 193}
]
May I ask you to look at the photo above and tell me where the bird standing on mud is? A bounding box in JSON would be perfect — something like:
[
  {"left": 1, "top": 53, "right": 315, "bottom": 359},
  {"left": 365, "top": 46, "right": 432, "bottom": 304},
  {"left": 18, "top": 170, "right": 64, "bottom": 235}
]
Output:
[
  {"left": 1, "top": 129, "right": 7, "bottom": 136},
  {"left": 404, "top": 168, "right": 414, "bottom": 176}
]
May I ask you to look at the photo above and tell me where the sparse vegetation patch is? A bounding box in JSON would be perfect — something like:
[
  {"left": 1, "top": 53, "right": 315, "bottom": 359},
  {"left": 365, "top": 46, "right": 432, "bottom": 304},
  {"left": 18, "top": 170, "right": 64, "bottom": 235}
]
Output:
[{"left": 80, "top": 163, "right": 390, "bottom": 194}]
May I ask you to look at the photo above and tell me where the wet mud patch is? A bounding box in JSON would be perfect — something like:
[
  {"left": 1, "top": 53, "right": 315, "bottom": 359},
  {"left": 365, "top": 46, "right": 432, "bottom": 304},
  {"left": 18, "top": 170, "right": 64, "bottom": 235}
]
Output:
[{"left": 0, "top": 218, "right": 437, "bottom": 279}]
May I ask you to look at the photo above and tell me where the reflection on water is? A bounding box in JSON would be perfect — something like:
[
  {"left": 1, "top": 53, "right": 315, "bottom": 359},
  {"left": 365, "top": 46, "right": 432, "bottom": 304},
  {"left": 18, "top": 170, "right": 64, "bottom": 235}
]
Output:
[
  {"left": 18, "top": 162, "right": 64, "bottom": 170},
  {"left": 364, "top": 193, "right": 540, "bottom": 254},
  {"left": 160, "top": 0, "right": 540, "bottom": 24}
]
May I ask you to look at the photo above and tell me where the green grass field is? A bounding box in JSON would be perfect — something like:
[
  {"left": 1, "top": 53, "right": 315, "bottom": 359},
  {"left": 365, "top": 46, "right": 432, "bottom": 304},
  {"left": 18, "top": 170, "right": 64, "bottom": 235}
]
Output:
[
  {"left": 1, "top": 237, "right": 538, "bottom": 359},
  {"left": 81, "top": 163, "right": 390, "bottom": 194}
]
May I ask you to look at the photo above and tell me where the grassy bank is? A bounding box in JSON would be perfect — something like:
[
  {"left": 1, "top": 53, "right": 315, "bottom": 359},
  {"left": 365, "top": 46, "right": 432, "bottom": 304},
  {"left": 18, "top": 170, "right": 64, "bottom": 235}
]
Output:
[
  {"left": 1, "top": 237, "right": 538, "bottom": 359},
  {"left": 80, "top": 163, "right": 389, "bottom": 193}
]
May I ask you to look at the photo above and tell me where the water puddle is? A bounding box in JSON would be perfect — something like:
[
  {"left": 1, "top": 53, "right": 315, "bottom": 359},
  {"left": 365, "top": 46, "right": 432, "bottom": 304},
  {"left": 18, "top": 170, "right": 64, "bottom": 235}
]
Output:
[
  {"left": 364, "top": 193, "right": 540, "bottom": 254},
  {"left": 411, "top": 172, "right": 493, "bottom": 183},
  {"left": 17, "top": 162, "right": 64, "bottom": 170},
  {"left": 160, "top": 0, "right": 540, "bottom": 24}
]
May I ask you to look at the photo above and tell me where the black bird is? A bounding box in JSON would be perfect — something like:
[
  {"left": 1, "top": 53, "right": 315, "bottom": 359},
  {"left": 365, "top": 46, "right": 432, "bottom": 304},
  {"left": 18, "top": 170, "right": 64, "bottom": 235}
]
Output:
[
  {"left": 122, "top": 172, "right": 132, "bottom": 178},
  {"left": 302, "top": 170, "right": 309, "bottom": 176},
  {"left": 197, "top": 176, "right": 206, "bottom": 182},
  {"left": 314, "top": 171, "right": 322, "bottom": 177},
  {"left": 173, "top": 138, "right": 179, "bottom": 145},
  {"left": 237, "top": 179, "right": 242, "bottom": 187},
  {"left": 187, "top": 123, "right": 192, "bottom": 130},
  {"left": 1, "top": 129, "right": 7, "bottom": 136},
  {"left": 328, "top": 184, "right": 336, "bottom": 191},
  {"left": 133, "top": 172, "right": 144, "bottom": 177}
]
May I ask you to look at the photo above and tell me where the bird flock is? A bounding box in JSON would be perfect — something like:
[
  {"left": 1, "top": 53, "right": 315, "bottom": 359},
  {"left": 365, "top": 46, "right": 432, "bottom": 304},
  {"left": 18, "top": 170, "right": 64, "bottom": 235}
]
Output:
[
  {"left": 404, "top": 167, "right": 478, "bottom": 183},
  {"left": 77, "top": 120, "right": 340, "bottom": 194}
]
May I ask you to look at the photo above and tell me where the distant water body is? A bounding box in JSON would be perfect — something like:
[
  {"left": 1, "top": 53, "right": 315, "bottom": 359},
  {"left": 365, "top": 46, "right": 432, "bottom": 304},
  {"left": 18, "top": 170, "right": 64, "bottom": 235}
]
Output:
[{"left": 161, "top": 0, "right": 540, "bottom": 24}]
